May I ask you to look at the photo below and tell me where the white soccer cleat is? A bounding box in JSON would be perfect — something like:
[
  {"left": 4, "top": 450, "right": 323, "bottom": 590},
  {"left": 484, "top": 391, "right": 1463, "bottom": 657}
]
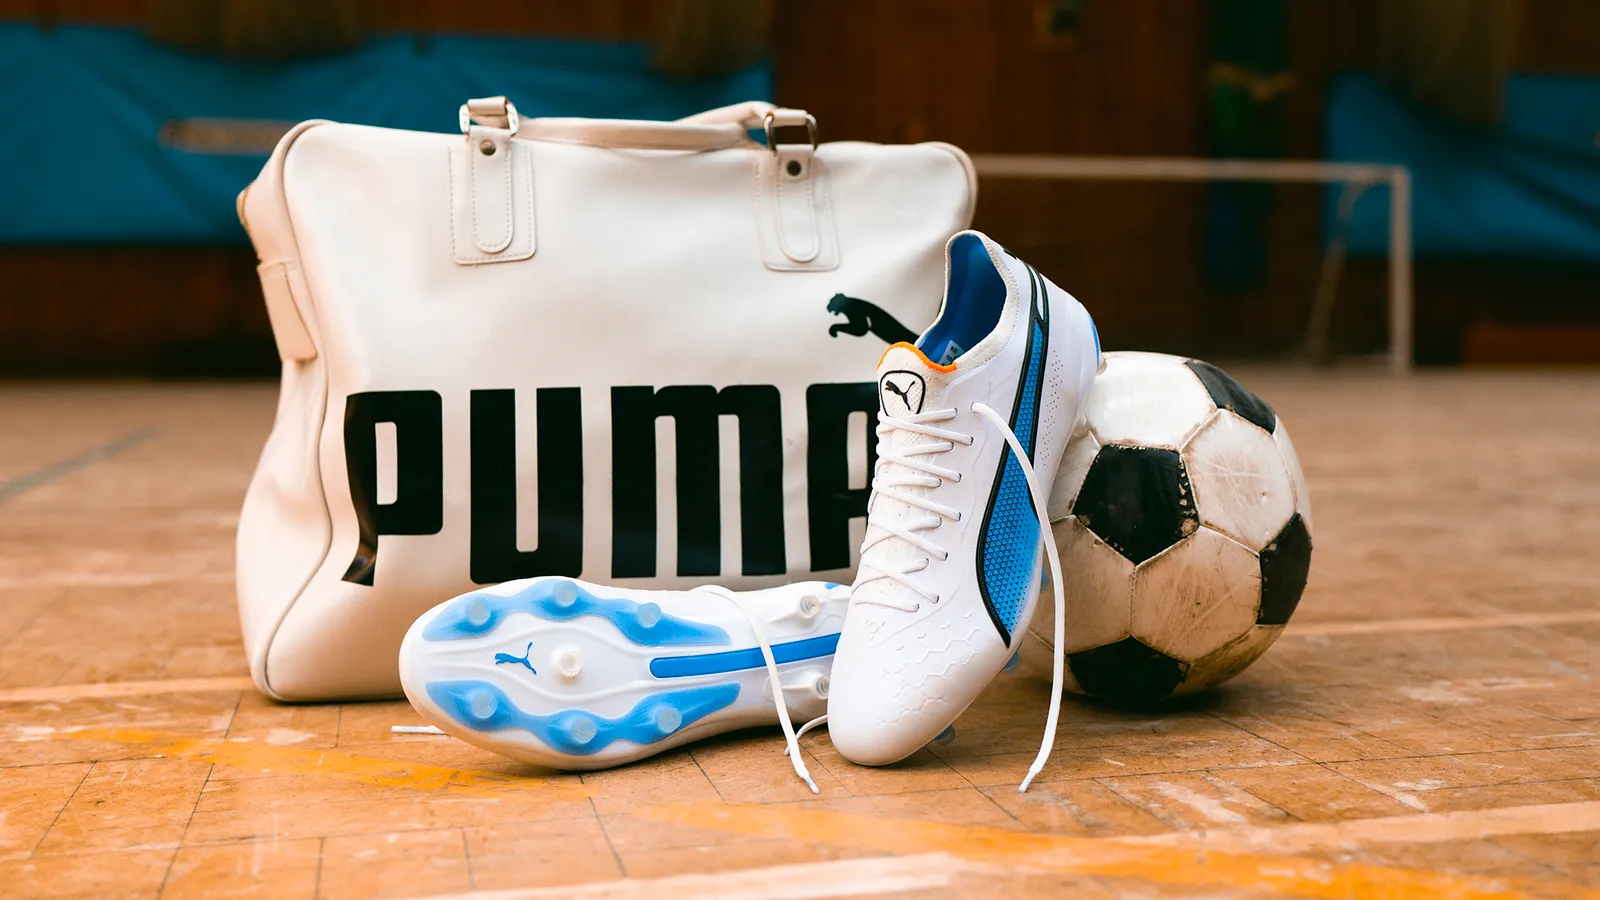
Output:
[
  {"left": 400, "top": 577, "right": 847, "bottom": 788},
  {"left": 827, "top": 230, "right": 1100, "bottom": 788}
]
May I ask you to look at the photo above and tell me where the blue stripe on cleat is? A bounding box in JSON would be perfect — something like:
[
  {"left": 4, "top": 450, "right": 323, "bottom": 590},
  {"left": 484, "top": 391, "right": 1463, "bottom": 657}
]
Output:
[
  {"left": 648, "top": 633, "right": 841, "bottom": 678},
  {"left": 425, "top": 680, "right": 740, "bottom": 756},
  {"left": 422, "top": 579, "right": 731, "bottom": 647}
]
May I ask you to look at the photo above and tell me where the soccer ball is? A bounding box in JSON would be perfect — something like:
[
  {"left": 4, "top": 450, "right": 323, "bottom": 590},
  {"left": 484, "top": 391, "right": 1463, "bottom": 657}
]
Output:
[{"left": 1020, "top": 351, "right": 1313, "bottom": 703}]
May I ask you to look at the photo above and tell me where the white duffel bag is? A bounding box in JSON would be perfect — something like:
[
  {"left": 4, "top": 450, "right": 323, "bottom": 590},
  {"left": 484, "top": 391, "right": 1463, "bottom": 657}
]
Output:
[{"left": 236, "top": 96, "right": 975, "bottom": 700}]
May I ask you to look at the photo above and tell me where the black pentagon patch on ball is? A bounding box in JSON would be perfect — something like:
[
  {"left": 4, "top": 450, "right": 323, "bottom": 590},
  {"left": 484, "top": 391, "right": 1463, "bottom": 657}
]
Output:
[
  {"left": 1069, "top": 638, "right": 1189, "bottom": 704},
  {"left": 1072, "top": 446, "right": 1198, "bottom": 564},
  {"left": 1185, "top": 359, "right": 1276, "bottom": 433},
  {"left": 1257, "top": 513, "right": 1312, "bottom": 625}
]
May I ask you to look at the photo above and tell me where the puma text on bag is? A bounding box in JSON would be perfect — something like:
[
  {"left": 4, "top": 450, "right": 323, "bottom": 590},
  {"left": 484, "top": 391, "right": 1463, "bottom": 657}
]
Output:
[{"left": 237, "top": 97, "right": 975, "bottom": 700}]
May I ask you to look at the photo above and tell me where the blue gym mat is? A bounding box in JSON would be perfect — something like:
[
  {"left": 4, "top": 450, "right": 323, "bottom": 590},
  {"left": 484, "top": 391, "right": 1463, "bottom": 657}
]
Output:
[
  {"left": 0, "top": 25, "right": 770, "bottom": 244},
  {"left": 1326, "top": 73, "right": 1600, "bottom": 262}
]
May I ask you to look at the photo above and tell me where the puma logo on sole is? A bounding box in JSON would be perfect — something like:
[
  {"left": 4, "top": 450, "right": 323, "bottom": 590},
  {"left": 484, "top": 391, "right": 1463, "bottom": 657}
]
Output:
[
  {"left": 494, "top": 641, "right": 537, "bottom": 674},
  {"left": 827, "top": 294, "right": 917, "bottom": 345}
]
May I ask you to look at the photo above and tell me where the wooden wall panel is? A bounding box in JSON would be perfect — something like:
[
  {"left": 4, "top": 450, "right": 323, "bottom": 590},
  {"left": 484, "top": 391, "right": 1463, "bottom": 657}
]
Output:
[
  {"left": 0, "top": 0, "right": 1594, "bottom": 374},
  {"left": 772, "top": 0, "right": 1207, "bottom": 153},
  {"left": 1514, "top": 0, "right": 1600, "bottom": 73},
  {"left": 0, "top": 0, "right": 664, "bottom": 37},
  {"left": 776, "top": 0, "right": 1599, "bottom": 364},
  {"left": 771, "top": 0, "right": 1328, "bottom": 360},
  {"left": 0, "top": 248, "right": 271, "bottom": 377},
  {"left": 772, "top": 1, "right": 1218, "bottom": 358}
]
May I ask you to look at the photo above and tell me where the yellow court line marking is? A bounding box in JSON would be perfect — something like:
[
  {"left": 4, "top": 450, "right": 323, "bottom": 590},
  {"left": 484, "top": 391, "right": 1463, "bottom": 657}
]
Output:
[
  {"left": 410, "top": 852, "right": 973, "bottom": 900},
  {"left": 1129, "top": 800, "right": 1600, "bottom": 854},
  {"left": 1289, "top": 611, "right": 1600, "bottom": 637},
  {"left": 56, "top": 728, "right": 593, "bottom": 802},
  {"left": 0, "top": 676, "right": 257, "bottom": 703},
  {"left": 632, "top": 801, "right": 1600, "bottom": 900}
]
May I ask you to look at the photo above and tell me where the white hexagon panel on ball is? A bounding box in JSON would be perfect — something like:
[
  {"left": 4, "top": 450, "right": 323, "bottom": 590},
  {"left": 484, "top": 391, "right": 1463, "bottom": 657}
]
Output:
[
  {"left": 1037, "top": 518, "right": 1136, "bottom": 655},
  {"left": 1129, "top": 525, "right": 1262, "bottom": 662},
  {"left": 1082, "top": 351, "right": 1218, "bottom": 450},
  {"left": 1181, "top": 410, "right": 1297, "bottom": 553}
]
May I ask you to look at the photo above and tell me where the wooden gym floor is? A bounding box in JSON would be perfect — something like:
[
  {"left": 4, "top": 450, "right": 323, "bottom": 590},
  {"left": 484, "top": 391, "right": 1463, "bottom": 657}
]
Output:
[{"left": 1, "top": 369, "right": 1598, "bottom": 899}]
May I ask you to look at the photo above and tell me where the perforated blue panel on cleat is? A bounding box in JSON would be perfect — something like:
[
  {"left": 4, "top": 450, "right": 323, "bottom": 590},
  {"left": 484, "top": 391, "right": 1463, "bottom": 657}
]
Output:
[
  {"left": 425, "top": 680, "right": 740, "bottom": 756},
  {"left": 648, "top": 633, "right": 841, "bottom": 678},
  {"left": 422, "top": 580, "right": 731, "bottom": 646},
  {"left": 979, "top": 316, "right": 1047, "bottom": 639}
]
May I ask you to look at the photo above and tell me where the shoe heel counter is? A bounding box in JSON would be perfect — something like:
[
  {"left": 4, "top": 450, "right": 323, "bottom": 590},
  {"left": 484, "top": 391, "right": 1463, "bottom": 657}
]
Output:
[{"left": 1038, "top": 276, "right": 1100, "bottom": 397}]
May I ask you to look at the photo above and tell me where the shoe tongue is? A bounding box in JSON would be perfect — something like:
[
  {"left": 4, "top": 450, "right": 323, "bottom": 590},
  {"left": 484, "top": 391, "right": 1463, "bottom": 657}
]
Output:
[
  {"left": 855, "top": 343, "right": 959, "bottom": 616},
  {"left": 876, "top": 343, "right": 955, "bottom": 418}
]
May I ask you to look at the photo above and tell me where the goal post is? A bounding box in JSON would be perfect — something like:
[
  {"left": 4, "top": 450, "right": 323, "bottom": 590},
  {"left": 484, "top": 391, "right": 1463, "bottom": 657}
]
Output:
[{"left": 969, "top": 155, "right": 1414, "bottom": 372}]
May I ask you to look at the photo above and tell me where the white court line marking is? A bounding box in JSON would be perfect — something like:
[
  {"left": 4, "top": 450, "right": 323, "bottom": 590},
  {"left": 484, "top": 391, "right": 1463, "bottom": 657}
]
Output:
[
  {"left": 1288, "top": 610, "right": 1600, "bottom": 637},
  {"left": 1126, "top": 800, "right": 1600, "bottom": 854},
  {"left": 407, "top": 852, "right": 973, "bottom": 900},
  {"left": 0, "top": 676, "right": 255, "bottom": 703}
]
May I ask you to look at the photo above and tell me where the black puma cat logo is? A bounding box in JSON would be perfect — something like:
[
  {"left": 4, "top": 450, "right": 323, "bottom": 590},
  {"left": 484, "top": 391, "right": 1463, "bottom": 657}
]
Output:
[
  {"left": 878, "top": 370, "right": 926, "bottom": 415},
  {"left": 827, "top": 294, "right": 918, "bottom": 345}
]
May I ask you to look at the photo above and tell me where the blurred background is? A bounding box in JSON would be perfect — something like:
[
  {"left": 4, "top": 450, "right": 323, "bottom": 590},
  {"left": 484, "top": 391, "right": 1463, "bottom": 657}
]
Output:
[{"left": 0, "top": 0, "right": 1596, "bottom": 376}]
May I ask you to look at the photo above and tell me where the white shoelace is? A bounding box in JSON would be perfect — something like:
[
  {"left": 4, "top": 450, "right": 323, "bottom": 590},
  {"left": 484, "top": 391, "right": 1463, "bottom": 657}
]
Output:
[
  {"left": 696, "top": 586, "right": 821, "bottom": 793},
  {"left": 854, "top": 409, "right": 973, "bottom": 610},
  {"left": 853, "top": 402, "right": 1067, "bottom": 793}
]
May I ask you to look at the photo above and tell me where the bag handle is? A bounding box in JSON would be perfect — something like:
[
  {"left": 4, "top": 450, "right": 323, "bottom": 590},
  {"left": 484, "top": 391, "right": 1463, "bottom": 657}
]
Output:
[
  {"left": 452, "top": 97, "right": 836, "bottom": 273},
  {"left": 460, "top": 97, "right": 817, "bottom": 153}
]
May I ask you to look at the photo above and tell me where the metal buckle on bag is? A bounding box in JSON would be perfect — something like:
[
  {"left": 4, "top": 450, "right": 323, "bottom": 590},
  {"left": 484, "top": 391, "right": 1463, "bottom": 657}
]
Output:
[
  {"left": 763, "top": 110, "right": 818, "bottom": 154},
  {"left": 459, "top": 99, "right": 520, "bottom": 136}
]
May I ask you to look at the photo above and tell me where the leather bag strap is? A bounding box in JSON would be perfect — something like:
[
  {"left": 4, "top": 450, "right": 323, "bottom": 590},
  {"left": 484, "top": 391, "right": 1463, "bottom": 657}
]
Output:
[{"left": 462, "top": 96, "right": 814, "bottom": 153}]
